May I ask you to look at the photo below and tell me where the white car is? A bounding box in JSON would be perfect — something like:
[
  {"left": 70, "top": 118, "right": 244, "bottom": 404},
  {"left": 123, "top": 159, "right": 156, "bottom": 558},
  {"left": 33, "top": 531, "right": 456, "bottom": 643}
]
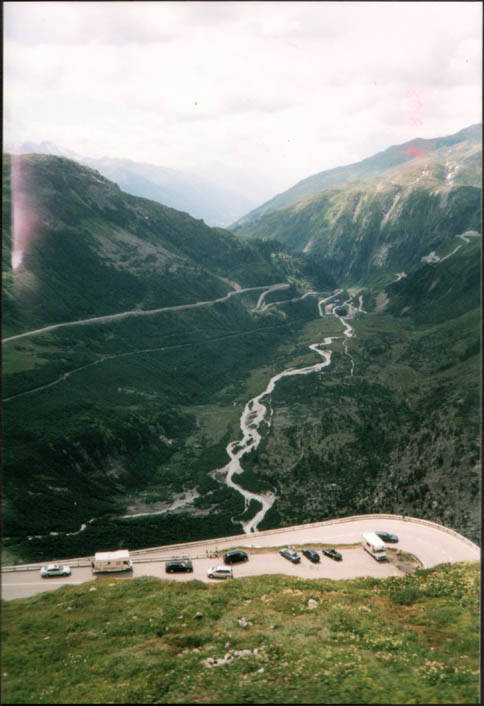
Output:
[
  {"left": 207, "top": 566, "right": 233, "bottom": 580},
  {"left": 40, "top": 563, "right": 71, "bottom": 578}
]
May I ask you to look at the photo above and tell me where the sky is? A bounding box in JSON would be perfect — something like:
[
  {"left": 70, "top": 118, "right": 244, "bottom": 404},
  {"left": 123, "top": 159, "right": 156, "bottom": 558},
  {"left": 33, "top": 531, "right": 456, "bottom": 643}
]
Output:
[{"left": 3, "top": 1, "right": 482, "bottom": 197}]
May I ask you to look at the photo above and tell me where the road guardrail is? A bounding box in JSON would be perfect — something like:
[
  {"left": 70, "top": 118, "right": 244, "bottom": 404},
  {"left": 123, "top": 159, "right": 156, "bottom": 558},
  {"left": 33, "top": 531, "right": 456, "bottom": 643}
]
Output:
[{"left": 2, "top": 513, "right": 479, "bottom": 572}]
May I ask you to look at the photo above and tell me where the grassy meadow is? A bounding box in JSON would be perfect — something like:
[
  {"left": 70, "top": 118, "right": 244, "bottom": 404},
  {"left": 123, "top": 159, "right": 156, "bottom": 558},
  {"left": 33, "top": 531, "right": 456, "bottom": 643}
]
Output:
[{"left": 1, "top": 561, "right": 479, "bottom": 704}]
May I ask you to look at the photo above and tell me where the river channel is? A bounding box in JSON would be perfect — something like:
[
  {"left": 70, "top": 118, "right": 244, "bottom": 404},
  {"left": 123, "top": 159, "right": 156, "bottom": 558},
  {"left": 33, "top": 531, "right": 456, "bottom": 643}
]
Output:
[
  {"left": 214, "top": 288, "right": 360, "bottom": 533},
  {"left": 22, "top": 287, "right": 361, "bottom": 544}
]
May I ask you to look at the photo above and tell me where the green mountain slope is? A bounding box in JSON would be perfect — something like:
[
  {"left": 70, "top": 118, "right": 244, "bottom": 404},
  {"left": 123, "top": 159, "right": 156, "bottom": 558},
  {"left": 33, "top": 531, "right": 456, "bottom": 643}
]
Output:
[
  {"left": 231, "top": 123, "right": 481, "bottom": 229},
  {"left": 385, "top": 236, "right": 481, "bottom": 324},
  {"left": 2, "top": 154, "right": 336, "bottom": 560},
  {"left": 231, "top": 133, "right": 481, "bottom": 286},
  {"left": 2, "top": 154, "right": 334, "bottom": 337},
  {"left": 231, "top": 223, "right": 480, "bottom": 545},
  {"left": 1, "top": 563, "right": 479, "bottom": 704},
  {"left": 11, "top": 142, "right": 258, "bottom": 226},
  {"left": 2, "top": 135, "right": 480, "bottom": 563}
]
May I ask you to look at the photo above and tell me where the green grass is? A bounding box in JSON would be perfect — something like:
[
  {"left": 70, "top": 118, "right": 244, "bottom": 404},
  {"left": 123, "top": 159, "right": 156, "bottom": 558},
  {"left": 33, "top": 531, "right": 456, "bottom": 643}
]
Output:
[
  {"left": 1, "top": 562, "right": 479, "bottom": 704},
  {"left": 2, "top": 342, "right": 64, "bottom": 374},
  {"left": 182, "top": 404, "right": 242, "bottom": 447}
]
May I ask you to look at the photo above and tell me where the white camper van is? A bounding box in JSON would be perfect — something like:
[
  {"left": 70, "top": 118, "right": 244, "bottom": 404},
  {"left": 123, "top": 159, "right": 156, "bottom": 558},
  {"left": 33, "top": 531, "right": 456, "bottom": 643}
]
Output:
[
  {"left": 91, "top": 550, "right": 133, "bottom": 573},
  {"left": 361, "top": 532, "right": 387, "bottom": 562}
]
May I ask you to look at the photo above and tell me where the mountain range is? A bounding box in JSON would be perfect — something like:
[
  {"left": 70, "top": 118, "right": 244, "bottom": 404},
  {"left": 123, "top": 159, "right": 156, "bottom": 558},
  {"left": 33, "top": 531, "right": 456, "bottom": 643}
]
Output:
[
  {"left": 8, "top": 141, "right": 264, "bottom": 227},
  {"left": 231, "top": 123, "right": 481, "bottom": 229},
  {"left": 2, "top": 123, "right": 481, "bottom": 564}
]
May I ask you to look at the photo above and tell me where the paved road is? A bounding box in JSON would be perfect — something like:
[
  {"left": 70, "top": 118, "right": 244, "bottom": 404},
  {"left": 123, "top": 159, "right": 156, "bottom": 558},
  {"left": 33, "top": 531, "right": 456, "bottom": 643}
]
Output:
[
  {"left": 2, "top": 284, "right": 287, "bottom": 344},
  {"left": 2, "top": 515, "right": 479, "bottom": 601}
]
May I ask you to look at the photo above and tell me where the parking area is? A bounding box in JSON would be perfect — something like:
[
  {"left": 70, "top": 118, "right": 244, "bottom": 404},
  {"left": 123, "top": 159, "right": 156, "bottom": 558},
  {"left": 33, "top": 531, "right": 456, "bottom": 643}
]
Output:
[
  {"left": 2, "top": 514, "right": 479, "bottom": 601},
  {"left": 0, "top": 546, "right": 405, "bottom": 600}
]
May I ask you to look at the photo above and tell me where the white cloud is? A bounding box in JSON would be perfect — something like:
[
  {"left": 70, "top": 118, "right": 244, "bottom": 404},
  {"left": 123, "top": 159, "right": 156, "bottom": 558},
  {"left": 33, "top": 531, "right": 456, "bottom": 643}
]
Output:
[{"left": 4, "top": 1, "right": 482, "bottom": 197}]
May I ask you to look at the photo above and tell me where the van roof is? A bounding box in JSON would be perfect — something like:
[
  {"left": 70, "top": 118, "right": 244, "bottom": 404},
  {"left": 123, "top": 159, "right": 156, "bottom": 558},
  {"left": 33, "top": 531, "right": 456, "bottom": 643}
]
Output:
[{"left": 94, "top": 550, "right": 131, "bottom": 560}]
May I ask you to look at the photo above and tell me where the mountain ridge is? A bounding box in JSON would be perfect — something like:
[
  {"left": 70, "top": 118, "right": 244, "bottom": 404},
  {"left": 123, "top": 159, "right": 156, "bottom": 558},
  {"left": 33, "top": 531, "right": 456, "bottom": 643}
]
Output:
[
  {"left": 6, "top": 142, "right": 260, "bottom": 227},
  {"left": 230, "top": 123, "right": 481, "bottom": 230},
  {"left": 230, "top": 128, "right": 481, "bottom": 286},
  {"left": 3, "top": 153, "right": 335, "bottom": 336}
]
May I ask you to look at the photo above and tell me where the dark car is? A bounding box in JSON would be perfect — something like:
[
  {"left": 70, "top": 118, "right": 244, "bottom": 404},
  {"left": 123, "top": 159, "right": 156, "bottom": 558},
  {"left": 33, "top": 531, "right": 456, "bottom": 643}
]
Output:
[
  {"left": 165, "top": 560, "right": 193, "bottom": 573},
  {"left": 375, "top": 531, "right": 399, "bottom": 543},
  {"left": 224, "top": 550, "right": 248, "bottom": 565},
  {"left": 322, "top": 548, "right": 342, "bottom": 561},
  {"left": 279, "top": 548, "right": 301, "bottom": 564},
  {"left": 302, "top": 549, "right": 320, "bottom": 563}
]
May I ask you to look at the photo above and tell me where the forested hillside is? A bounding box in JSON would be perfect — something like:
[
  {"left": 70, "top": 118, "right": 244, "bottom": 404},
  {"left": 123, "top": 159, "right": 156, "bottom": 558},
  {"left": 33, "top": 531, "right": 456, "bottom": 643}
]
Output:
[{"left": 2, "top": 154, "right": 334, "bottom": 562}]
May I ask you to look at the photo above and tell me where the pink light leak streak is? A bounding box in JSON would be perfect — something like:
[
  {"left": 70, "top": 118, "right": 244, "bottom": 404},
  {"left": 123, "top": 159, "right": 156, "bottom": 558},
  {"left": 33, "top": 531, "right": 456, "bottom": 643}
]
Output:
[{"left": 11, "top": 155, "right": 38, "bottom": 272}]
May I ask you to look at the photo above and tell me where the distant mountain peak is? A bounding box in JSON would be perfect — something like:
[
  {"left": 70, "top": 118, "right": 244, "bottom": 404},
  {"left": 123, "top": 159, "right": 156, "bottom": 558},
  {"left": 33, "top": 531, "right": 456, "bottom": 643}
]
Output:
[{"left": 5, "top": 143, "right": 258, "bottom": 227}]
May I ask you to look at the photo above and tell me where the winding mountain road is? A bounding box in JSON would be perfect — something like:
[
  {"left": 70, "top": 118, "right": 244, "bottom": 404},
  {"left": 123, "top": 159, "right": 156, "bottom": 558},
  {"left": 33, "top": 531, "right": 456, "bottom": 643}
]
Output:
[
  {"left": 2, "top": 283, "right": 289, "bottom": 344},
  {"left": 5, "top": 286, "right": 361, "bottom": 538}
]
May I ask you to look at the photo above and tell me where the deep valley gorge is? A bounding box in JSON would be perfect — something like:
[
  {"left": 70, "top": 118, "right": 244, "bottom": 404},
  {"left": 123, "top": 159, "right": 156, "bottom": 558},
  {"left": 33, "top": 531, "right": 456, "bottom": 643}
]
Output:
[{"left": 2, "top": 124, "right": 481, "bottom": 564}]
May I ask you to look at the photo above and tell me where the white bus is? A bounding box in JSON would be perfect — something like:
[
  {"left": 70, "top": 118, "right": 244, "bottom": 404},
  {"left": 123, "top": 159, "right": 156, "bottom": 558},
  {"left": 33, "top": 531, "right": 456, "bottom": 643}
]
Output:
[{"left": 361, "top": 532, "right": 387, "bottom": 561}]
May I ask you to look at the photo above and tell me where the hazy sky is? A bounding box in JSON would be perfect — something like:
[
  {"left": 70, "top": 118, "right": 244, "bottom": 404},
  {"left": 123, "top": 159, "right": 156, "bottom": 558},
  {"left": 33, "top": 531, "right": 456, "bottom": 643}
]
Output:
[{"left": 4, "top": 1, "right": 482, "bottom": 194}]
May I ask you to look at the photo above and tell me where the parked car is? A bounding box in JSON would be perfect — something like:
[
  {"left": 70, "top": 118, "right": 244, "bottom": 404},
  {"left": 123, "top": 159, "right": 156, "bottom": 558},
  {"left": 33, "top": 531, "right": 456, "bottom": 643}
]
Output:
[
  {"left": 40, "top": 564, "right": 71, "bottom": 578},
  {"left": 322, "top": 548, "right": 342, "bottom": 561},
  {"left": 279, "top": 548, "right": 301, "bottom": 564},
  {"left": 165, "top": 560, "right": 193, "bottom": 573},
  {"left": 224, "top": 549, "right": 248, "bottom": 565},
  {"left": 302, "top": 549, "right": 320, "bottom": 563},
  {"left": 375, "top": 531, "right": 399, "bottom": 543},
  {"left": 207, "top": 566, "right": 233, "bottom": 580}
]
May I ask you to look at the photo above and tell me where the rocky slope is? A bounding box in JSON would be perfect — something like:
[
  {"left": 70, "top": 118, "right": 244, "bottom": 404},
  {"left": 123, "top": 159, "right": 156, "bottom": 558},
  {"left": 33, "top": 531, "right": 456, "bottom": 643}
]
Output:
[
  {"left": 231, "top": 123, "right": 481, "bottom": 228},
  {"left": 231, "top": 128, "right": 481, "bottom": 286}
]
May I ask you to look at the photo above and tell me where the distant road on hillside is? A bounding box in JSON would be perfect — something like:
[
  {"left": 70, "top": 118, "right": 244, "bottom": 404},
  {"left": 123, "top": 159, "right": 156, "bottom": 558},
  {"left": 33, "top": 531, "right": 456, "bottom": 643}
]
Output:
[
  {"left": 2, "top": 514, "right": 479, "bottom": 601},
  {"left": 2, "top": 283, "right": 290, "bottom": 344}
]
